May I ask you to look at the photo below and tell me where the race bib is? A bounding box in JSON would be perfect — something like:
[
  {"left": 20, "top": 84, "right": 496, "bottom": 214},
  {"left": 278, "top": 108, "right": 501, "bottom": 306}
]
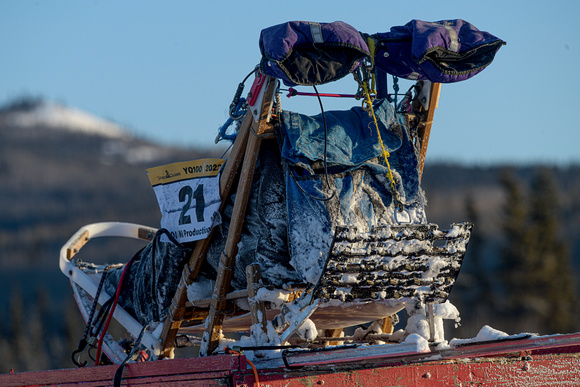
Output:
[{"left": 147, "top": 158, "right": 225, "bottom": 243}]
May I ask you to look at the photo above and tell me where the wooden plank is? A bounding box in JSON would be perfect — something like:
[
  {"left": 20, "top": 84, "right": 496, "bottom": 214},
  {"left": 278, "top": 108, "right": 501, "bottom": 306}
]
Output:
[
  {"left": 381, "top": 316, "right": 395, "bottom": 335},
  {"left": 3, "top": 334, "right": 580, "bottom": 386},
  {"left": 200, "top": 128, "right": 263, "bottom": 357},
  {"left": 324, "top": 329, "right": 343, "bottom": 346},
  {"left": 66, "top": 230, "right": 89, "bottom": 260},
  {"left": 158, "top": 108, "right": 253, "bottom": 359},
  {"left": 256, "top": 77, "right": 277, "bottom": 135},
  {"left": 246, "top": 264, "right": 267, "bottom": 335},
  {"left": 199, "top": 77, "right": 277, "bottom": 356},
  {"left": 5, "top": 352, "right": 580, "bottom": 386},
  {"left": 418, "top": 82, "right": 441, "bottom": 181},
  {"left": 186, "top": 289, "right": 249, "bottom": 309}
]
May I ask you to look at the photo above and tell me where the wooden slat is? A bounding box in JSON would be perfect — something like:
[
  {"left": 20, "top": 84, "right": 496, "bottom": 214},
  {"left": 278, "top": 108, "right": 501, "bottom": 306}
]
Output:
[
  {"left": 199, "top": 77, "right": 277, "bottom": 356},
  {"left": 66, "top": 230, "right": 90, "bottom": 260},
  {"left": 381, "top": 316, "right": 395, "bottom": 335},
  {"left": 200, "top": 128, "right": 263, "bottom": 356},
  {"left": 418, "top": 82, "right": 441, "bottom": 181},
  {"left": 246, "top": 264, "right": 268, "bottom": 336},
  {"left": 324, "top": 329, "right": 343, "bottom": 346},
  {"left": 256, "top": 77, "right": 277, "bottom": 135},
  {"left": 158, "top": 104, "right": 253, "bottom": 359}
]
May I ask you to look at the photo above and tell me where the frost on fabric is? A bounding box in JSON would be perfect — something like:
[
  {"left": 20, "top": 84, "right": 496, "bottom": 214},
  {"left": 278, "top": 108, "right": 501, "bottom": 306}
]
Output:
[
  {"left": 289, "top": 212, "right": 332, "bottom": 285},
  {"left": 186, "top": 276, "right": 214, "bottom": 303},
  {"left": 204, "top": 145, "right": 301, "bottom": 290}
]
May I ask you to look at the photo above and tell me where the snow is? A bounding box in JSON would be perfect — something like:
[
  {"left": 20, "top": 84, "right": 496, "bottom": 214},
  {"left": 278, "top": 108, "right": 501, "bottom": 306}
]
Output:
[
  {"left": 404, "top": 333, "right": 430, "bottom": 353},
  {"left": 297, "top": 319, "right": 318, "bottom": 341},
  {"left": 255, "top": 287, "right": 290, "bottom": 309},
  {"left": 340, "top": 273, "right": 359, "bottom": 284},
  {"left": 434, "top": 301, "right": 460, "bottom": 320},
  {"left": 432, "top": 301, "right": 461, "bottom": 342},
  {"left": 279, "top": 299, "right": 319, "bottom": 342},
  {"left": 332, "top": 287, "right": 353, "bottom": 302},
  {"left": 422, "top": 256, "right": 448, "bottom": 280},
  {"left": 405, "top": 302, "right": 432, "bottom": 340},
  {"left": 449, "top": 325, "right": 532, "bottom": 348},
  {"left": 476, "top": 325, "right": 509, "bottom": 341},
  {"left": 219, "top": 320, "right": 283, "bottom": 361},
  {"left": 404, "top": 301, "right": 462, "bottom": 342},
  {"left": 4, "top": 101, "right": 128, "bottom": 139},
  {"left": 103, "top": 141, "right": 168, "bottom": 164}
]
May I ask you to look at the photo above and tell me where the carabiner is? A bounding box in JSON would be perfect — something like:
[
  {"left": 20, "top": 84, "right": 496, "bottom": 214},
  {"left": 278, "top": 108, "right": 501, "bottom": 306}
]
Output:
[{"left": 71, "top": 339, "right": 89, "bottom": 367}]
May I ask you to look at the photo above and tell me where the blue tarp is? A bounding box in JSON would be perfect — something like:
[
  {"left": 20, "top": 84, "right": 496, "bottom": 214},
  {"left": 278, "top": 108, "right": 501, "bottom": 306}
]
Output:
[
  {"left": 279, "top": 99, "right": 402, "bottom": 171},
  {"left": 279, "top": 100, "right": 427, "bottom": 283}
]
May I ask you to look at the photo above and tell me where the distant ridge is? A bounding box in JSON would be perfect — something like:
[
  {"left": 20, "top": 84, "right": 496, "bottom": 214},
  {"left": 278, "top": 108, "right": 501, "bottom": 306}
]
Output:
[{"left": 0, "top": 100, "right": 128, "bottom": 139}]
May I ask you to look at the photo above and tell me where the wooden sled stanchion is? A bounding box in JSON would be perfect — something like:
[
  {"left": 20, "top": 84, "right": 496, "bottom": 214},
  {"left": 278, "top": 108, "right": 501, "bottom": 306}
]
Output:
[
  {"left": 159, "top": 76, "right": 278, "bottom": 358},
  {"left": 417, "top": 82, "right": 441, "bottom": 180}
]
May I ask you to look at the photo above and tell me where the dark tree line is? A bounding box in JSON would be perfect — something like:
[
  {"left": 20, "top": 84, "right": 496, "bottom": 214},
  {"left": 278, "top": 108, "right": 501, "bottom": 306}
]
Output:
[
  {"left": 452, "top": 167, "right": 578, "bottom": 337},
  {"left": 0, "top": 287, "right": 84, "bottom": 373},
  {"left": 499, "top": 167, "right": 577, "bottom": 333}
]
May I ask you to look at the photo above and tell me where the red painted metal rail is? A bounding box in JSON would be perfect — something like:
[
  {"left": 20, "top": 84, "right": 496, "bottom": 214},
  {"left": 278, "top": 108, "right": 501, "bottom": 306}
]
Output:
[{"left": 2, "top": 333, "right": 580, "bottom": 387}]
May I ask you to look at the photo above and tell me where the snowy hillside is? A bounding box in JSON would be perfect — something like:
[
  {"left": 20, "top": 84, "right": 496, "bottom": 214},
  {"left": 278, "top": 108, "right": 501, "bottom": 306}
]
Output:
[
  {"left": 1, "top": 100, "right": 128, "bottom": 139},
  {"left": 0, "top": 98, "right": 212, "bottom": 165}
]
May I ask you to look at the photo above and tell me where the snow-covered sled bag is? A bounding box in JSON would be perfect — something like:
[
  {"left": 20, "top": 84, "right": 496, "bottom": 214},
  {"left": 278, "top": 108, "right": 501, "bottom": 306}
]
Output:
[
  {"left": 371, "top": 19, "right": 505, "bottom": 83},
  {"left": 105, "top": 229, "right": 192, "bottom": 325},
  {"left": 203, "top": 100, "right": 427, "bottom": 290},
  {"left": 259, "top": 21, "right": 370, "bottom": 86},
  {"left": 279, "top": 99, "right": 427, "bottom": 284}
]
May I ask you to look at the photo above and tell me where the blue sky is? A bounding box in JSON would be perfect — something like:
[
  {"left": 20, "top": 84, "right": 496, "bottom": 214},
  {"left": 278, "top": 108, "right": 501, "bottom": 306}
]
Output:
[{"left": 1, "top": 0, "right": 579, "bottom": 165}]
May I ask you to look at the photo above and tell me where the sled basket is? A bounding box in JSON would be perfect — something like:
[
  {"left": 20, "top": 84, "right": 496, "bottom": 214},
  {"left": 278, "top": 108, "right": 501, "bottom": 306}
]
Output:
[{"left": 314, "top": 222, "right": 473, "bottom": 303}]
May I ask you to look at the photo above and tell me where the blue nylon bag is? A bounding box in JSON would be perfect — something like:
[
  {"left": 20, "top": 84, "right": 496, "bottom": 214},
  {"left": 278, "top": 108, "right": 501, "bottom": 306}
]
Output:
[
  {"left": 279, "top": 100, "right": 427, "bottom": 284},
  {"left": 259, "top": 20, "right": 370, "bottom": 86},
  {"left": 372, "top": 19, "right": 505, "bottom": 83}
]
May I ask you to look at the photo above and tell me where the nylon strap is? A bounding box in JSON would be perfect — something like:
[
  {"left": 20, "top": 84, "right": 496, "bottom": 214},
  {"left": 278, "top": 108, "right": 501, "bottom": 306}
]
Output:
[{"left": 310, "top": 22, "right": 324, "bottom": 44}]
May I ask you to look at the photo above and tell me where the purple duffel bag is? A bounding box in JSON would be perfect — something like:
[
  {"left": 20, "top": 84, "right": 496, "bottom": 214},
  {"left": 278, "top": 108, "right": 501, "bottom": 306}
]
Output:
[
  {"left": 372, "top": 19, "right": 505, "bottom": 83},
  {"left": 259, "top": 21, "right": 370, "bottom": 86}
]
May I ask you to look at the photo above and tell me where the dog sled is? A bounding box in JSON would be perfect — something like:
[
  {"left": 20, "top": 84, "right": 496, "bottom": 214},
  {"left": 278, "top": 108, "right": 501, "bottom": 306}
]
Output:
[
  {"left": 59, "top": 19, "right": 505, "bottom": 366},
  {"left": 18, "top": 18, "right": 578, "bottom": 387}
]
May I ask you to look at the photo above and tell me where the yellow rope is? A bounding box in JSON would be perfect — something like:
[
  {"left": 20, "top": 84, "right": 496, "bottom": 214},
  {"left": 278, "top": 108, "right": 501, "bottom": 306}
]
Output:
[
  {"left": 361, "top": 82, "right": 398, "bottom": 197},
  {"left": 355, "top": 38, "right": 401, "bottom": 208}
]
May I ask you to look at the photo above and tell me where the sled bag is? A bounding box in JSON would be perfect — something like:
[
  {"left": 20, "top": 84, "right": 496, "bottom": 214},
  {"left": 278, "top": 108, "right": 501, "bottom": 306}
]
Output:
[
  {"left": 279, "top": 100, "right": 427, "bottom": 284},
  {"left": 105, "top": 229, "right": 192, "bottom": 325},
  {"left": 372, "top": 19, "right": 505, "bottom": 83},
  {"left": 259, "top": 20, "right": 370, "bottom": 86}
]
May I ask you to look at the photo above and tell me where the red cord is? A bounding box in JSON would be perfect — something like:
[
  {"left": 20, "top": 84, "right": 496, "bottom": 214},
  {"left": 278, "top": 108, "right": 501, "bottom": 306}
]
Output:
[
  {"left": 286, "top": 87, "right": 375, "bottom": 99},
  {"left": 225, "top": 347, "right": 260, "bottom": 387},
  {"left": 94, "top": 257, "right": 134, "bottom": 366}
]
